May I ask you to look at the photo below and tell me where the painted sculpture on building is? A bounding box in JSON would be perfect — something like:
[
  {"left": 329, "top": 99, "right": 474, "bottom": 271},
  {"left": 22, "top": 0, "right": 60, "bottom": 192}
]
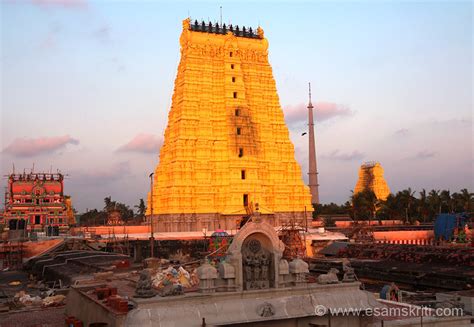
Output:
[
  {"left": 147, "top": 19, "right": 313, "bottom": 232},
  {"left": 354, "top": 162, "right": 390, "bottom": 200}
]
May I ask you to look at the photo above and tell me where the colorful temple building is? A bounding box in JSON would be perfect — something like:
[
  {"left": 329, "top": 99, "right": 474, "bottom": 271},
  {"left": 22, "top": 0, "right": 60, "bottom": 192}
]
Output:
[
  {"left": 147, "top": 19, "right": 313, "bottom": 232},
  {"left": 2, "top": 172, "right": 75, "bottom": 231},
  {"left": 354, "top": 162, "right": 390, "bottom": 200}
]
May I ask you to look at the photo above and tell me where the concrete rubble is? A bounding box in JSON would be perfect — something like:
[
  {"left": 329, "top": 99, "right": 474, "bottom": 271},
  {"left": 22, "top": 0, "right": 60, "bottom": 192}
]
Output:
[{"left": 151, "top": 266, "right": 199, "bottom": 290}]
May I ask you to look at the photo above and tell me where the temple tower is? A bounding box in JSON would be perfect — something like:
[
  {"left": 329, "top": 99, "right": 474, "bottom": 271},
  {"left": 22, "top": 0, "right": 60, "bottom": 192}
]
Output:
[
  {"left": 147, "top": 19, "right": 313, "bottom": 232},
  {"left": 354, "top": 162, "right": 390, "bottom": 200},
  {"left": 307, "top": 83, "right": 320, "bottom": 204}
]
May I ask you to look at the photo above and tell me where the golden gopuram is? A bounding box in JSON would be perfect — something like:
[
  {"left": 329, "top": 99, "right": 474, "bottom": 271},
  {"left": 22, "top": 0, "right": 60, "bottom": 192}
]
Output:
[
  {"left": 354, "top": 162, "right": 390, "bottom": 200},
  {"left": 146, "top": 18, "right": 313, "bottom": 232}
]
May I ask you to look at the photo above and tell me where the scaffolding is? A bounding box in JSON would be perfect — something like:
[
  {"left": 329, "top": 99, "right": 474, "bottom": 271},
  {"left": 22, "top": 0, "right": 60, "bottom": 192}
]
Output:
[
  {"left": 278, "top": 219, "right": 307, "bottom": 259},
  {"left": 105, "top": 227, "right": 130, "bottom": 256}
]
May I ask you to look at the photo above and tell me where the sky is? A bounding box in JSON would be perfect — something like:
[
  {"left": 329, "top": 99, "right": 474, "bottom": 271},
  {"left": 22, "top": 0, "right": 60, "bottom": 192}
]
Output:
[{"left": 1, "top": 0, "right": 472, "bottom": 212}]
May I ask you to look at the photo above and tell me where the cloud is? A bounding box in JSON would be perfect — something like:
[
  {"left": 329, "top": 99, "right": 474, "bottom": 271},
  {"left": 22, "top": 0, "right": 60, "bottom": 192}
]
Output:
[
  {"left": 430, "top": 117, "right": 472, "bottom": 128},
  {"left": 283, "top": 102, "right": 353, "bottom": 126},
  {"left": 394, "top": 128, "right": 409, "bottom": 136},
  {"left": 410, "top": 151, "right": 437, "bottom": 160},
  {"left": 116, "top": 134, "right": 163, "bottom": 154},
  {"left": 71, "top": 162, "right": 131, "bottom": 186},
  {"left": 39, "top": 33, "right": 56, "bottom": 49},
  {"left": 3, "top": 135, "right": 79, "bottom": 157},
  {"left": 39, "top": 23, "right": 62, "bottom": 49},
  {"left": 93, "top": 25, "right": 111, "bottom": 44},
  {"left": 321, "top": 149, "right": 365, "bottom": 161},
  {"left": 29, "top": 0, "right": 87, "bottom": 9}
]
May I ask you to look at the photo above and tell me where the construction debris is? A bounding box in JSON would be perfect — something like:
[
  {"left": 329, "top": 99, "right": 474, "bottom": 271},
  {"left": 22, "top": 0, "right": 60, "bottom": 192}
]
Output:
[
  {"left": 42, "top": 294, "right": 66, "bottom": 307},
  {"left": 151, "top": 266, "right": 198, "bottom": 290},
  {"left": 14, "top": 291, "right": 42, "bottom": 307}
]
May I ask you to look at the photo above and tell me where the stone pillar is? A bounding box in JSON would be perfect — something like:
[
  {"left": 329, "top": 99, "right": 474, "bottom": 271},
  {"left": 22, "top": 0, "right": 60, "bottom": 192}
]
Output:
[
  {"left": 217, "top": 262, "right": 236, "bottom": 292},
  {"left": 134, "top": 242, "right": 143, "bottom": 263},
  {"left": 278, "top": 259, "right": 289, "bottom": 287},
  {"left": 197, "top": 262, "right": 218, "bottom": 293},
  {"left": 289, "top": 258, "right": 309, "bottom": 286}
]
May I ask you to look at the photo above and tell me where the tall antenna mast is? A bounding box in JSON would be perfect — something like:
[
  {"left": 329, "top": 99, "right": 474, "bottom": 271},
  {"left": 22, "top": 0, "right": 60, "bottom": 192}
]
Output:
[
  {"left": 308, "top": 82, "right": 313, "bottom": 106},
  {"left": 307, "top": 82, "right": 319, "bottom": 204},
  {"left": 220, "top": 6, "right": 222, "bottom": 25}
]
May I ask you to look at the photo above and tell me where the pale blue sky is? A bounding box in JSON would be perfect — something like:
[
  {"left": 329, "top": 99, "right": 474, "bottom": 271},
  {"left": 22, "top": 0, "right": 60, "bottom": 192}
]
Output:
[{"left": 1, "top": 0, "right": 472, "bottom": 211}]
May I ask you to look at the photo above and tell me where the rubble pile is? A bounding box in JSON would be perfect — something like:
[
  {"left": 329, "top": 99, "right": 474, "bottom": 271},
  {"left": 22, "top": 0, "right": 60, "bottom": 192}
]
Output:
[
  {"left": 13, "top": 290, "right": 65, "bottom": 308},
  {"left": 151, "top": 266, "right": 199, "bottom": 290}
]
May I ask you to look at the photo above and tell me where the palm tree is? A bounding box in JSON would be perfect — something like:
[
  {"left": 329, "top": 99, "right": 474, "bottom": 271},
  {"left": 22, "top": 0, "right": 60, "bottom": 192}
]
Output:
[
  {"left": 428, "top": 189, "right": 441, "bottom": 219},
  {"left": 350, "top": 191, "right": 365, "bottom": 221},
  {"left": 134, "top": 198, "right": 147, "bottom": 222},
  {"left": 398, "top": 188, "right": 416, "bottom": 223},
  {"left": 364, "top": 190, "right": 378, "bottom": 224},
  {"left": 440, "top": 190, "right": 453, "bottom": 213},
  {"left": 454, "top": 189, "right": 474, "bottom": 212},
  {"left": 418, "top": 189, "right": 430, "bottom": 222},
  {"left": 351, "top": 190, "right": 378, "bottom": 223},
  {"left": 378, "top": 193, "right": 399, "bottom": 220}
]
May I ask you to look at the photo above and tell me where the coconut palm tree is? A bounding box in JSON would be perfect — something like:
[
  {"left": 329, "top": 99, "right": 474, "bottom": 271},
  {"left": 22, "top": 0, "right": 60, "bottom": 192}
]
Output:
[
  {"left": 440, "top": 190, "right": 453, "bottom": 213},
  {"left": 398, "top": 188, "right": 416, "bottom": 223},
  {"left": 378, "top": 193, "right": 399, "bottom": 220},
  {"left": 428, "top": 189, "right": 441, "bottom": 218},
  {"left": 418, "top": 189, "right": 430, "bottom": 222},
  {"left": 453, "top": 188, "right": 473, "bottom": 212}
]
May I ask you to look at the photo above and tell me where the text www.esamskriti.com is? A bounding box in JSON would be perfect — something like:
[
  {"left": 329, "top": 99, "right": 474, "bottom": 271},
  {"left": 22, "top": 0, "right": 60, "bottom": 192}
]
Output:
[{"left": 314, "top": 304, "right": 464, "bottom": 318}]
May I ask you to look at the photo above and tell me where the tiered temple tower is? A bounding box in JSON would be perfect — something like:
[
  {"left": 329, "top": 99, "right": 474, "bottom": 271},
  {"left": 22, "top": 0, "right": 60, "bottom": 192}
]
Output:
[
  {"left": 354, "top": 162, "right": 390, "bottom": 200},
  {"left": 147, "top": 18, "right": 313, "bottom": 232}
]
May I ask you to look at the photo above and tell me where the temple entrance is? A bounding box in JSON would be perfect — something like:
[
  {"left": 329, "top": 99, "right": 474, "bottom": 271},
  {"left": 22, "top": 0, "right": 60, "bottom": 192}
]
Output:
[
  {"left": 242, "top": 237, "right": 273, "bottom": 290},
  {"left": 35, "top": 215, "right": 41, "bottom": 224}
]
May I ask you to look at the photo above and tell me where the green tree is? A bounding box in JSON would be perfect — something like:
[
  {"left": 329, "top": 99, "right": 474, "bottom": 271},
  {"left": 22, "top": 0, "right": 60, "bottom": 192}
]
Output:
[
  {"left": 453, "top": 189, "right": 473, "bottom": 212},
  {"left": 350, "top": 190, "right": 377, "bottom": 222},
  {"left": 440, "top": 190, "right": 453, "bottom": 213},
  {"left": 378, "top": 193, "right": 400, "bottom": 220},
  {"left": 427, "top": 189, "right": 441, "bottom": 219},
  {"left": 418, "top": 189, "right": 430, "bottom": 222},
  {"left": 134, "top": 198, "right": 147, "bottom": 223},
  {"left": 397, "top": 188, "right": 416, "bottom": 223}
]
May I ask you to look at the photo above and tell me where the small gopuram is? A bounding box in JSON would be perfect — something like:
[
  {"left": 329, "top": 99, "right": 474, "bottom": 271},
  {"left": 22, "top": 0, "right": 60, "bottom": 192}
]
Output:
[
  {"left": 2, "top": 171, "right": 75, "bottom": 232},
  {"left": 354, "top": 161, "right": 391, "bottom": 200},
  {"left": 123, "top": 217, "right": 383, "bottom": 326},
  {"left": 147, "top": 18, "right": 313, "bottom": 232}
]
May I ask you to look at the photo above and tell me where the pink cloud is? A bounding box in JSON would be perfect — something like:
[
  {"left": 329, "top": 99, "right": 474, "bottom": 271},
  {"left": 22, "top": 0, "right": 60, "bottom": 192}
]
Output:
[
  {"left": 116, "top": 134, "right": 163, "bottom": 154},
  {"left": 321, "top": 149, "right": 365, "bottom": 161},
  {"left": 394, "top": 128, "right": 409, "bottom": 136},
  {"left": 29, "top": 0, "right": 87, "bottom": 9},
  {"left": 409, "top": 151, "right": 437, "bottom": 160},
  {"left": 39, "top": 33, "right": 56, "bottom": 49},
  {"left": 3, "top": 135, "right": 79, "bottom": 157},
  {"left": 71, "top": 162, "right": 131, "bottom": 185},
  {"left": 283, "top": 102, "right": 353, "bottom": 126}
]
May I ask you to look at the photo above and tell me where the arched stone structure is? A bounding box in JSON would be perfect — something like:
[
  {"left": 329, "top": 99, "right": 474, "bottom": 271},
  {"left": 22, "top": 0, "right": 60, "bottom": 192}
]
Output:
[{"left": 226, "top": 217, "right": 285, "bottom": 291}]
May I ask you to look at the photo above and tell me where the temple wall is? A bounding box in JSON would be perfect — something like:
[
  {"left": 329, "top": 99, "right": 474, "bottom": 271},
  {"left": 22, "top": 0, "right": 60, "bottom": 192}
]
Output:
[{"left": 151, "top": 211, "right": 312, "bottom": 232}]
